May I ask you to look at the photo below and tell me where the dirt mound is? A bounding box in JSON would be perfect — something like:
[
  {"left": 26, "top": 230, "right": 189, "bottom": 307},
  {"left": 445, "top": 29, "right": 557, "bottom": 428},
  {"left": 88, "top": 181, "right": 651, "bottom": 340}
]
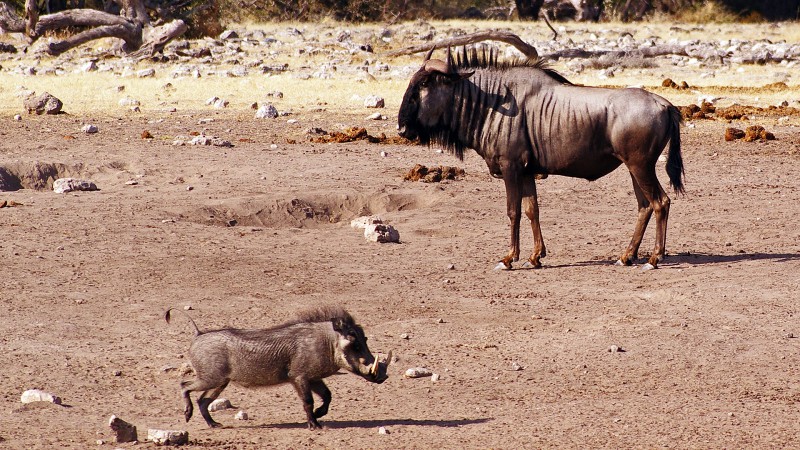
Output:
[
  {"left": 180, "top": 190, "right": 435, "bottom": 228},
  {"left": 0, "top": 162, "right": 84, "bottom": 191},
  {"left": 403, "top": 164, "right": 465, "bottom": 183}
]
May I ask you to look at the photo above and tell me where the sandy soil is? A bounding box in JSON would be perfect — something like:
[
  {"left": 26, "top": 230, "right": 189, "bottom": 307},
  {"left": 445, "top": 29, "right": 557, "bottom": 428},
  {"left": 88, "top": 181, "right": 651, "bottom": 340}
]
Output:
[{"left": 2, "top": 25, "right": 800, "bottom": 449}]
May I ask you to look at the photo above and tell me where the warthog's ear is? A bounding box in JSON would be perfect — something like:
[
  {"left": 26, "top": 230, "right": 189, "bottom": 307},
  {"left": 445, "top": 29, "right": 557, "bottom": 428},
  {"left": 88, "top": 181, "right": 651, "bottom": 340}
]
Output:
[{"left": 331, "top": 317, "right": 346, "bottom": 333}]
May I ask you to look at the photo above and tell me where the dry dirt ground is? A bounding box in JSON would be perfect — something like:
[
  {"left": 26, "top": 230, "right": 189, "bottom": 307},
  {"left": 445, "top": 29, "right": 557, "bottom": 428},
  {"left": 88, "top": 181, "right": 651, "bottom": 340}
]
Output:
[{"left": 3, "top": 26, "right": 800, "bottom": 450}]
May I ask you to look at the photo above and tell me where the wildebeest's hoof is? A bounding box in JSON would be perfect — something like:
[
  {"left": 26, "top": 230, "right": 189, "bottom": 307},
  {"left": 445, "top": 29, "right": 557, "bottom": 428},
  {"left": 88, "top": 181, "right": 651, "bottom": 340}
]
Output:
[
  {"left": 208, "top": 421, "right": 223, "bottom": 428},
  {"left": 641, "top": 262, "right": 657, "bottom": 271},
  {"left": 614, "top": 259, "right": 630, "bottom": 266},
  {"left": 521, "top": 260, "right": 540, "bottom": 269},
  {"left": 494, "top": 262, "right": 511, "bottom": 271}
]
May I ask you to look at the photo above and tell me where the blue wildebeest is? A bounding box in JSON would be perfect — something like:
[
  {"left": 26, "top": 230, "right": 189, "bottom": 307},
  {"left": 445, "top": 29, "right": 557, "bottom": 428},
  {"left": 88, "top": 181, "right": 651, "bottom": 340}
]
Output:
[{"left": 398, "top": 47, "right": 684, "bottom": 270}]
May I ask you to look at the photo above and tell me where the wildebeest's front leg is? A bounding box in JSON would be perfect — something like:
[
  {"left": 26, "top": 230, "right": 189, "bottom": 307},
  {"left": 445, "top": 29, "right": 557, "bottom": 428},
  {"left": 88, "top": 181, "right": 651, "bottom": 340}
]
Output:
[
  {"left": 293, "top": 378, "right": 322, "bottom": 430},
  {"left": 496, "top": 170, "right": 523, "bottom": 270},
  {"left": 521, "top": 177, "right": 546, "bottom": 269}
]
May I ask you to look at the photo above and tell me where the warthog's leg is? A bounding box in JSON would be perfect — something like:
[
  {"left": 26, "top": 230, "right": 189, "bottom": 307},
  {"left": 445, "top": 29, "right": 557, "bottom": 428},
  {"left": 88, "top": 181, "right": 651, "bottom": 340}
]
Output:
[
  {"left": 181, "top": 378, "right": 228, "bottom": 428},
  {"left": 626, "top": 166, "right": 670, "bottom": 270},
  {"left": 292, "top": 378, "right": 322, "bottom": 430},
  {"left": 497, "top": 170, "right": 523, "bottom": 270},
  {"left": 521, "top": 177, "right": 546, "bottom": 269},
  {"left": 618, "top": 172, "right": 653, "bottom": 266},
  {"left": 310, "top": 380, "right": 332, "bottom": 419}
]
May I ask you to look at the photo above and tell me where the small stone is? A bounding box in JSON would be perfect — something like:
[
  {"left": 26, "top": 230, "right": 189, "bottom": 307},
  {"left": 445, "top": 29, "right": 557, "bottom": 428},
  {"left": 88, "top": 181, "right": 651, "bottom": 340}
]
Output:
[
  {"left": 234, "top": 410, "right": 248, "bottom": 420},
  {"left": 255, "top": 104, "right": 279, "bottom": 119},
  {"left": 184, "top": 305, "right": 193, "bottom": 310},
  {"left": 23, "top": 92, "right": 62, "bottom": 115},
  {"left": 367, "top": 112, "right": 385, "bottom": 120},
  {"left": 511, "top": 362, "right": 522, "bottom": 371},
  {"left": 118, "top": 97, "right": 140, "bottom": 107},
  {"left": 787, "top": 332, "right": 795, "bottom": 339},
  {"left": 378, "top": 426, "right": 389, "bottom": 434},
  {"left": 431, "top": 373, "right": 440, "bottom": 382},
  {"left": 82, "top": 124, "right": 98, "bottom": 134},
  {"left": 609, "top": 345, "right": 624, "bottom": 353},
  {"left": 208, "top": 398, "right": 232, "bottom": 411},
  {"left": 53, "top": 178, "right": 98, "bottom": 194},
  {"left": 364, "top": 95, "right": 385, "bottom": 108},
  {"left": 137, "top": 68, "right": 156, "bottom": 78},
  {"left": 446, "top": 264, "right": 455, "bottom": 270},
  {"left": 14, "top": 114, "right": 21, "bottom": 121},
  {"left": 20, "top": 389, "right": 62, "bottom": 405},
  {"left": 147, "top": 429, "right": 188, "bottom": 446},
  {"left": 219, "top": 30, "right": 239, "bottom": 40},
  {"left": 364, "top": 223, "right": 399, "bottom": 243},
  {"left": 109, "top": 415, "right": 138, "bottom": 443},
  {"left": 400, "top": 333, "right": 409, "bottom": 340},
  {"left": 380, "top": 151, "right": 388, "bottom": 157},
  {"left": 186, "top": 186, "right": 194, "bottom": 191},
  {"left": 404, "top": 367, "right": 433, "bottom": 378},
  {"left": 437, "top": 318, "right": 445, "bottom": 324}
]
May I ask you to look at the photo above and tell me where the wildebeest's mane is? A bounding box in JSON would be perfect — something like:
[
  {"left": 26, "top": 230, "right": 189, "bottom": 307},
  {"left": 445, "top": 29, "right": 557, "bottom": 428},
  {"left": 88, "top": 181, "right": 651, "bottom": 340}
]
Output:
[{"left": 453, "top": 46, "right": 573, "bottom": 85}]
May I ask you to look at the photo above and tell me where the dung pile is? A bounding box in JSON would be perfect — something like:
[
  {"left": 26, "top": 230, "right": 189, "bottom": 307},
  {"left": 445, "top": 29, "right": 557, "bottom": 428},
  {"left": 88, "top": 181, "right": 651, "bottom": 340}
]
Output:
[
  {"left": 725, "top": 125, "right": 775, "bottom": 142},
  {"left": 404, "top": 164, "right": 465, "bottom": 183}
]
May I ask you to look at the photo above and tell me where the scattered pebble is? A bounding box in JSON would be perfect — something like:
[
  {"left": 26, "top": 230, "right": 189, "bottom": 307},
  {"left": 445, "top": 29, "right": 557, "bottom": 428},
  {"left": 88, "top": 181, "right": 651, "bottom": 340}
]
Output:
[
  {"left": 235, "top": 410, "right": 249, "bottom": 420},
  {"left": 431, "top": 373, "right": 440, "bottom": 382},
  {"left": 404, "top": 367, "right": 433, "bottom": 378},
  {"left": 364, "top": 95, "right": 385, "bottom": 108},
  {"left": 378, "top": 426, "right": 389, "bottom": 434},
  {"left": 82, "top": 124, "right": 98, "bottom": 134},
  {"left": 511, "top": 362, "right": 522, "bottom": 371},
  {"left": 208, "top": 398, "right": 232, "bottom": 411},
  {"left": 147, "top": 429, "right": 188, "bottom": 446},
  {"left": 400, "top": 333, "right": 409, "bottom": 340},
  {"left": 20, "top": 389, "right": 62, "bottom": 405},
  {"left": 53, "top": 178, "right": 98, "bottom": 194},
  {"left": 109, "top": 415, "right": 138, "bottom": 443},
  {"left": 609, "top": 345, "right": 624, "bottom": 353}
]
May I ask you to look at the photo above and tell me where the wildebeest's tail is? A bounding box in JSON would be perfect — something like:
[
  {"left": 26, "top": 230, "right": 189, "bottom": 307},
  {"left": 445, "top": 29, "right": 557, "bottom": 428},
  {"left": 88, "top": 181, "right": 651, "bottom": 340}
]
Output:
[
  {"left": 665, "top": 105, "right": 685, "bottom": 194},
  {"left": 165, "top": 307, "right": 202, "bottom": 336}
]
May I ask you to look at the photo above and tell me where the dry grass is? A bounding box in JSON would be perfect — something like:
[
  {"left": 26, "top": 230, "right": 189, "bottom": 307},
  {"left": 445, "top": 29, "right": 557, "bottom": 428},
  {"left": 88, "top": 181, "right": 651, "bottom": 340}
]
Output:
[{"left": 1, "top": 20, "right": 799, "bottom": 116}]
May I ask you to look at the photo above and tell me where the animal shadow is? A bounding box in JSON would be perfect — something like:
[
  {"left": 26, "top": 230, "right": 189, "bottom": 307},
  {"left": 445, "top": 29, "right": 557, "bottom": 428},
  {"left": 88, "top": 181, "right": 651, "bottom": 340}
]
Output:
[{"left": 249, "top": 417, "right": 491, "bottom": 430}]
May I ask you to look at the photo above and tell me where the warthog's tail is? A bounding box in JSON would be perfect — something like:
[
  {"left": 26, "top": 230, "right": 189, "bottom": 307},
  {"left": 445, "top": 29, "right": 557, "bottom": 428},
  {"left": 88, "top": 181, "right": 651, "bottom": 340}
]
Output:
[
  {"left": 165, "top": 308, "right": 202, "bottom": 336},
  {"left": 665, "top": 105, "right": 685, "bottom": 195}
]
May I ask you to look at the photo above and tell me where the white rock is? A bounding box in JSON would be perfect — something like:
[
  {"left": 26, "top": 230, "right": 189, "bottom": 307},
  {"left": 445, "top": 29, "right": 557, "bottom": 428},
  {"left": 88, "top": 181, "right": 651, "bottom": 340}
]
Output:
[
  {"left": 364, "top": 223, "right": 399, "bottom": 243},
  {"left": 14, "top": 114, "right": 21, "bottom": 121},
  {"left": 255, "top": 104, "right": 279, "bottom": 119},
  {"left": 147, "top": 429, "right": 188, "bottom": 446},
  {"left": 53, "top": 178, "right": 98, "bottom": 194},
  {"left": 82, "top": 124, "right": 98, "bottom": 134},
  {"left": 82, "top": 61, "right": 98, "bottom": 72},
  {"left": 431, "top": 373, "right": 441, "bottom": 382},
  {"left": 378, "top": 426, "right": 389, "bottom": 434},
  {"left": 109, "top": 415, "right": 138, "bottom": 443},
  {"left": 208, "top": 398, "right": 232, "bottom": 411},
  {"left": 234, "top": 410, "right": 249, "bottom": 420},
  {"left": 404, "top": 367, "right": 433, "bottom": 378},
  {"left": 364, "top": 95, "right": 385, "bottom": 108},
  {"left": 20, "top": 389, "right": 62, "bottom": 405},
  {"left": 367, "top": 112, "right": 385, "bottom": 120},
  {"left": 118, "top": 97, "right": 140, "bottom": 107},
  {"left": 137, "top": 68, "right": 156, "bottom": 78},
  {"left": 350, "top": 215, "right": 383, "bottom": 229}
]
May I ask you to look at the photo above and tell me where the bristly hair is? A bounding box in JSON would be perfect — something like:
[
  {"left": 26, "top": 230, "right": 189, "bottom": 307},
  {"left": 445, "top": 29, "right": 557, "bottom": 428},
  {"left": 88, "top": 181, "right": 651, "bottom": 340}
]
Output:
[
  {"left": 425, "top": 46, "right": 572, "bottom": 161},
  {"left": 290, "top": 305, "right": 355, "bottom": 326},
  {"left": 453, "top": 46, "right": 573, "bottom": 86}
]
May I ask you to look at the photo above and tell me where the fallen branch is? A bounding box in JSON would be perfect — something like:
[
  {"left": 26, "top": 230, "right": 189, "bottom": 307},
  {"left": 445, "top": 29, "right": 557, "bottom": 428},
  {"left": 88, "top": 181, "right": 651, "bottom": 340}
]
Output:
[{"left": 385, "top": 30, "right": 538, "bottom": 59}]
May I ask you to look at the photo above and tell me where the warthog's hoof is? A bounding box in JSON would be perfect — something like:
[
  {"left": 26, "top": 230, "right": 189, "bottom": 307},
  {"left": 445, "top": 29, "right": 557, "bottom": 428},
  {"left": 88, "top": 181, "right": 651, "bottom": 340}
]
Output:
[{"left": 494, "top": 262, "right": 511, "bottom": 271}]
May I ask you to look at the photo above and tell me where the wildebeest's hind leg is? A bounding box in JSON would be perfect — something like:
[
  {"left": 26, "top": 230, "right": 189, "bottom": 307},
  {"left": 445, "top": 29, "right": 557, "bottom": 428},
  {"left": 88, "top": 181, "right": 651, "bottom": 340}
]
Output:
[
  {"left": 496, "top": 171, "right": 524, "bottom": 270},
  {"left": 310, "top": 380, "right": 332, "bottom": 419},
  {"left": 521, "top": 178, "right": 546, "bottom": 269},
  {"left": 626, "top": 166, "right": 670, "bottom": 270},
  {"left": 616, "top": 172, "right": 653, "bottom": 266}
]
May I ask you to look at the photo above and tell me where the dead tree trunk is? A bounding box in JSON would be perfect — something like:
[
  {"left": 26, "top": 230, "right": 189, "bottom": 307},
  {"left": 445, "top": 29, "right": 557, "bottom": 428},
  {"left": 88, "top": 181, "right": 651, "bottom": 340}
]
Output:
[
  {"left": 0, "top": 0, "right": 187, "bottom": 57},
  {"left": 385, "top": 30, "right": 539, "bottom": 59}
]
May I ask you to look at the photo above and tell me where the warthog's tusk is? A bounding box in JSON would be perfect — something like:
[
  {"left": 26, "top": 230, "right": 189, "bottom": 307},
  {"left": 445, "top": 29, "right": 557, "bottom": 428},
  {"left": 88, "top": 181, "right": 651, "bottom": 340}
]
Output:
[
  {"left": 370, "top": 359, "right": 379, "bottom": 376},
  {"left": 385, "top": 350, "right": 393, "bottom": 368}
]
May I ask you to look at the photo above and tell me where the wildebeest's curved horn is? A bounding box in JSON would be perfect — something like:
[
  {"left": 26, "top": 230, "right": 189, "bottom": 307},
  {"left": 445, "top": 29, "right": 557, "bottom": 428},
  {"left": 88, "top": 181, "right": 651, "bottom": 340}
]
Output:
[
  {"left": 445, "top": 46, "right": 454, "bottom": 72},
  {"left": 424, "top": 45, "right": 435, "bottom": 62},
  {"left": 423, "top": 59, "right": 449, "bottom": 74}
]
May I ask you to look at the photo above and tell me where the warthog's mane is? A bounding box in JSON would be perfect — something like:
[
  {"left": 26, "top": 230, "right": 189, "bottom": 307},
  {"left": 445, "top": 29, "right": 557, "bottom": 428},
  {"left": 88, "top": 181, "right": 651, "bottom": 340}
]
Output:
[
  {"left": 453, "top": 46, "right": 573, "bottom": 86},
  {"left": 286, "top": 305, "right": 356, "bottom": 327}
]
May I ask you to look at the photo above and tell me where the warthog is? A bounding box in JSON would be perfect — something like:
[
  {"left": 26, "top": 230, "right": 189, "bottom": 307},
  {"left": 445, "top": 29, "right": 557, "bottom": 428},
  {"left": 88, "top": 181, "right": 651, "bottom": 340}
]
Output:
[
  {"left": 165, "top": 306, "right": 391, "bottom": 430},
  {"left": 398, "top": 47, "right": 685, "bottom": 270}
]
